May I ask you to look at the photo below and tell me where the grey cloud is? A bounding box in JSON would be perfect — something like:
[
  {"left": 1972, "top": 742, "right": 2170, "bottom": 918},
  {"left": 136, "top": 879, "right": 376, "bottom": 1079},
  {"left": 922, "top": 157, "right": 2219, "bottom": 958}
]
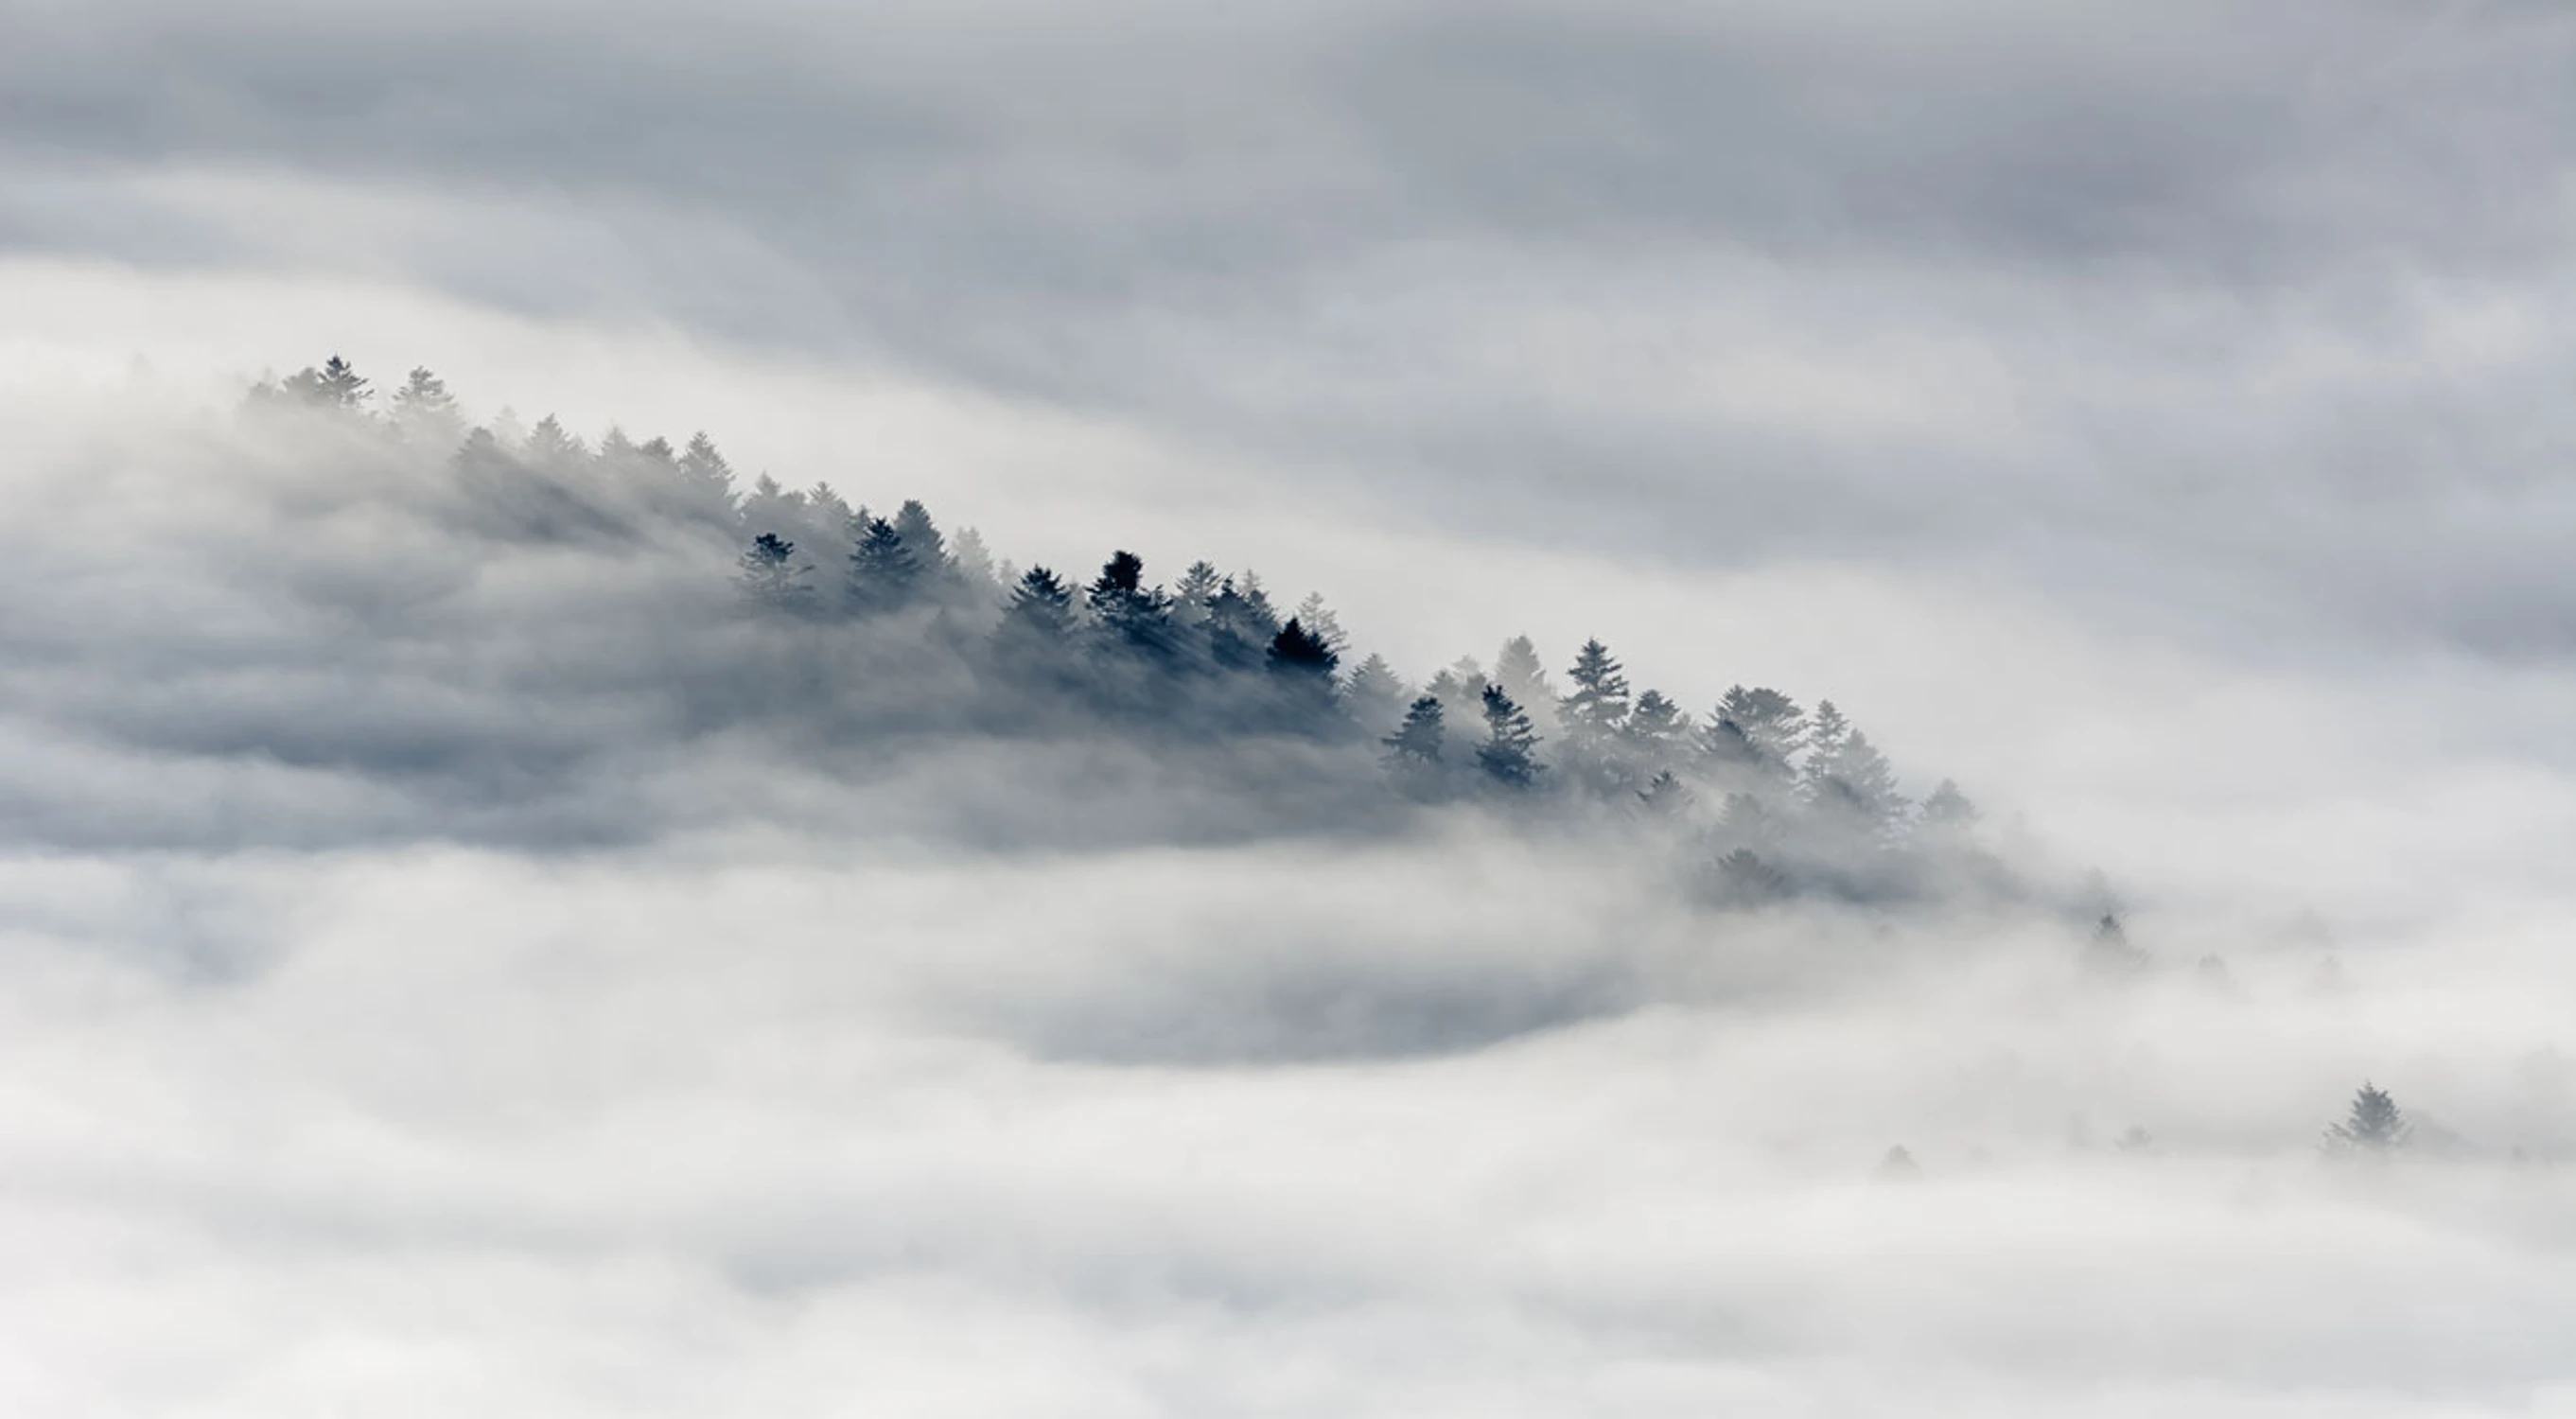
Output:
[{"left": 11, "top": 1, "right": 2576, "bottom": 660}]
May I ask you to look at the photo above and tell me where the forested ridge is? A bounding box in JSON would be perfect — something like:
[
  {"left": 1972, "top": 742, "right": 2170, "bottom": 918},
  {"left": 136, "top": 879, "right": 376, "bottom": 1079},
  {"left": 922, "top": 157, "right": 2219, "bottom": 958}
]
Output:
[{"left": 250, "top": 355, "right": 2015, "bottom": 908}]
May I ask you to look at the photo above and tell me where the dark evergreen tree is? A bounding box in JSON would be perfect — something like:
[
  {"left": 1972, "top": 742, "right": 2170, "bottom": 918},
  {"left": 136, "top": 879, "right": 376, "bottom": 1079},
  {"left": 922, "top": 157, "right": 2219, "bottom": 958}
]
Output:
[
  {"left": 1202, "top": 576, "right": 1278, "bottom": 670},
  {"left": 1560, "top": 639, "right": 1632, "bottom": 742},
  {"left": 1475, "top": 684, "right": 1543, "bottom": 789},
  {"left": 735, "top": 533, "right": 815, "bottom": 611},
  {"left": 1622, "top": 689, "right": 1689, "bottom": 761},
  {"left": 848, "top": 516, "right": 923, "bottom": 613},
  {"left": 893, "top": 499, "right": 952, "bottom": 581},
  {"left": 1383, "top": 694, "right": 1446, "bottom": 766},
  {"left": 1293, "top": 592, "right": 1346, "bottom": 657},
  {"left": 1266, "top": 617, "right": 1342, "bottom": 727},
  {"left": 2324, "top": 1082, "right": 2412, "bottom": 1155},
  {"left": 1088, "top": 550, "right": 1176, "bottom": 659},
  {"left": 993, "top": 566, "right": 1077, "bottom": 653}
]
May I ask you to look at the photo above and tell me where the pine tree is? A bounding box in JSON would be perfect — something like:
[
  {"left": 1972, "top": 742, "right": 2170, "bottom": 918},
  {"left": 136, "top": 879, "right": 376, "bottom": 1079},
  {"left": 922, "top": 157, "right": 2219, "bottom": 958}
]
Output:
[
  {"left": 1202, "top": 576, "right": 1276, "bottom": 669},
  {"left": 1622, "top": 689, "right": 1689, "bottom": 759},
  {"left": 389, "top": 366, "right": 460, "bottom": 440},
  {"left": 1476, "top": 684, "right": 1544, "bottom": 788},
  {"left": 1704, "top": 686, "right": 1806, "bottom": 780},
  {"left": 1811, "top": 726, "right": 1908, "bottom": 837},
  {"left": 1293, "top": 592, "right": 1345, "bottom": 657},
  {"left": 1384, "top": 694, "right": 1446, "bottom": 766},
  {"left": 274, "top": 354, "right": 370, "bottom": 411},
  {"left": 1919, "top": 779, "right": 1978, "bottom": 830},
  {"left": 1560, "top": 639, "right": 1631, "bottom": 741},
  {"left": 1343, "top": 653, "right": 1408, "bottom": 733},
  {"left": 523, "top": 413, "right": 585, "bottom": 463},
  {"left": 679, "top": 431, "right": 738, "bottom": 512},
  {"left": 848, "top": 516, "right": 922, "bottom": 613},
  {"left": 1801, "top": 699, "right": 1851, "bottom": 794},
  {"left": 1636, "top": 769, "right": 1691, "bottom": 816},
  {"left": 1088, "top": 550, "right": 1174, "bottom": 657},
  {"left": 735, "top": 533, "right": 815, "bottom": 611},
  {"left": 1266, "top": 618, "right": 1341, "bottom": 725},
  {"left": 995, "top": 566, "right": 1076, "bottom": 644},
  {"left": 1268, "top": 617, "right": 1338, "bottom": 675},
  {"left": 1172, "top": 561, "right": 1224, "bottom": 622},
  {"left": 1494, "top": 636, "right": 1552, "bottom": 717},
  {"left": 2323, "top": 1082, "right": 2412, "bottom": 1156},
  {"left": 893, "top": 499, "right": 952, "bottom": 579},
  {"left": 951, "top": 527, "right": 1000, "bottom": 593}
]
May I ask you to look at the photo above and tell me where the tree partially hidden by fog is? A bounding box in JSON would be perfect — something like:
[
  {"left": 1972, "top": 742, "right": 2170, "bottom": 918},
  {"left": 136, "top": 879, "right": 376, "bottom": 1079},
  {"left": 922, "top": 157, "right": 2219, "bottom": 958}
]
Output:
[
  {"left": 2324, "top": 1083, "right": 2413, "bottom": 1157},
  {"left": 238, "top": 357, "right": 2047, "bottom": 908}
]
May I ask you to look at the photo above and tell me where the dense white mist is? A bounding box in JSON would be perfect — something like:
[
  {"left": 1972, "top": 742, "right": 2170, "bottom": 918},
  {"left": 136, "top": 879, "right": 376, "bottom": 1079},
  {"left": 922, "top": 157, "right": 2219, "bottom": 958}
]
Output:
[
  {"left": 10, "top": 0, "right": 2576, "bottom": 1409},
  {"left": 0, "top": 367, "right": 2569, "bottom": 1415}
]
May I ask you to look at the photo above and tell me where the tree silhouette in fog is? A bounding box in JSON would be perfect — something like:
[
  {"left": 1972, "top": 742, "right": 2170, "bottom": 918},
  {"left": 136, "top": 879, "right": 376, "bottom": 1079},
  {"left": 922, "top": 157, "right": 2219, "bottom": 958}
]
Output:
[{"left": 2324, "top": 1083, "right": 2412, "bottom": 1156}]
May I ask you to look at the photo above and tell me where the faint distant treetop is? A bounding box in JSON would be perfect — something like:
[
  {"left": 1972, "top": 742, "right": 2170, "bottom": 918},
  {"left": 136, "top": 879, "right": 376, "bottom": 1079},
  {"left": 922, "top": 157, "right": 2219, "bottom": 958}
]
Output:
[
  {"left": 2323, "top": 1082, "right": 2412, "bottom": 1156},
  {"left": 1875, "top": 1145, "right": 1923, "bottom": 1181}
]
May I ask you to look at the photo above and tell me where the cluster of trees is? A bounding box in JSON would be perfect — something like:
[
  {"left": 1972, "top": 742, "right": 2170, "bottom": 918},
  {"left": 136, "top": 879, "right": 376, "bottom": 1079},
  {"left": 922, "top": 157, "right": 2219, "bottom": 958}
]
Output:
[{"left": 250, "top": 356, "right": 1996, "bottom": 903}]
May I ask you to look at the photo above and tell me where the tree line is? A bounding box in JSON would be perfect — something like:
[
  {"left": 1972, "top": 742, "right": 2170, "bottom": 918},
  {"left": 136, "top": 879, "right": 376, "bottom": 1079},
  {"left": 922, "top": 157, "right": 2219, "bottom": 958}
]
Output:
[{"left": 254, "top": 356, "right": 1998, "bottom": 905}]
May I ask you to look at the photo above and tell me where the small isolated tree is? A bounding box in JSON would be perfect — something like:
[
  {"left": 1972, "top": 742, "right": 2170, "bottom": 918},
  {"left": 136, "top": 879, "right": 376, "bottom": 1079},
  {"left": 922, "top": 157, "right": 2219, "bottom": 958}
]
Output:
[
  {"left": 1875, "top": 1146, "right": 1922, "bottom": 1182},
  {"left": 1476, "top": 684, "right": 1544, "bottom": 789},
  {"left": 735, "top": 533, "right": 815, "bottom": 612},
  {"left": 2323, "top": 1082, "right": 2412, "bottom": 1156}
]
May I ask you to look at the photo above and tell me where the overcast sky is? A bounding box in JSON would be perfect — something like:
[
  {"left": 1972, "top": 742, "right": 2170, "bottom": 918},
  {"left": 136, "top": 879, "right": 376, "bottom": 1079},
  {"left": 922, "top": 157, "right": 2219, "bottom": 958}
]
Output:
[{"left": 6, "top": 3, "right": 2576, "bottom": 1414}]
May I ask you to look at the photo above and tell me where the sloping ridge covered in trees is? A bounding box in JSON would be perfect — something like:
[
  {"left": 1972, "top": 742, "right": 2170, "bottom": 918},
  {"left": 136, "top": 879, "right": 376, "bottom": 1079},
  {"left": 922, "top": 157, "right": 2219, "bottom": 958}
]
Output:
[{"left": 212, "top": 357, "right": 2039, "bottom": 907}]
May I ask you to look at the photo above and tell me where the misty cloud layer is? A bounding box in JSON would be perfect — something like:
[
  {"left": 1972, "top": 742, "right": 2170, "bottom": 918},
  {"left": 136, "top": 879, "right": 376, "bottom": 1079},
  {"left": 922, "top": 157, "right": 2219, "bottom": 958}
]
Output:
[{"left": 7, "top": 1, "right": 2576, "bottom": 1414}]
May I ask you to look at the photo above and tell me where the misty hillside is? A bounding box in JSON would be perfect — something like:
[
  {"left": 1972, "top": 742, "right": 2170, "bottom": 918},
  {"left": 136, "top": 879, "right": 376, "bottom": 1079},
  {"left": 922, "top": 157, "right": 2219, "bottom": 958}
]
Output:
[{"left": 168, "top": 357, "right": 2035, "bottom": 913}]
